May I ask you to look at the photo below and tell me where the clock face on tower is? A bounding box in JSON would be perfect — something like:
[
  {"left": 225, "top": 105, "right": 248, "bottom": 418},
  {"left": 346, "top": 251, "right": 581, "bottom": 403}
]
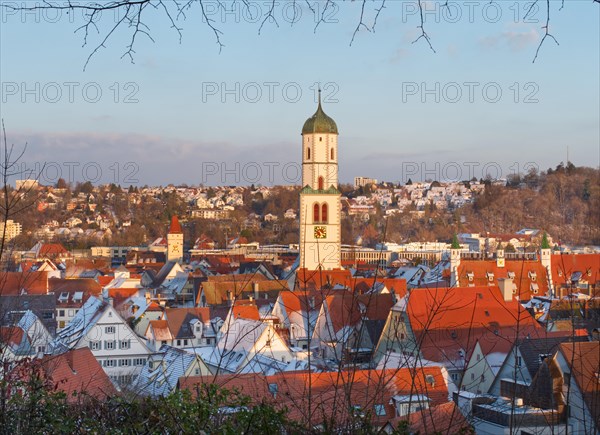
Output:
[{"left": 314, "top": 226, "right": 327, "bottom": 239}]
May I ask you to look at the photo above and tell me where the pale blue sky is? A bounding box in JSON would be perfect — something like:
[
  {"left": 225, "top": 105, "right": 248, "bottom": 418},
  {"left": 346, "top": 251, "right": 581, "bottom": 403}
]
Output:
[{"left": 0, "top": 1, "right": 598, "bottom": 185}]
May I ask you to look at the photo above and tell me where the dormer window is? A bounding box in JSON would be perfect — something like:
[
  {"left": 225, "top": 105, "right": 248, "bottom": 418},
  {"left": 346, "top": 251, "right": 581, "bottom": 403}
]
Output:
[
  {"left": 530, "top": 283, "right": 539, "bottom": 294},
  {"left": 467, "top": 272, "right": 474, "bottom": 282},
  {"left": 507, "top": 271, "right": 516, "bottom": 279},
  {"left": 486, "top": 272, "right": 494, "bottom": 283},
  {"left": 528, "top": 271, "right": 537, "bottom": 281}
]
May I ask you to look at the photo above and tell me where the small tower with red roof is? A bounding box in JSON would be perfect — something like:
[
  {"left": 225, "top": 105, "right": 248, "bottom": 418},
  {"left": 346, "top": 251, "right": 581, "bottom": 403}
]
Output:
[{"left": 167, "top": 215, "right": 183, "bottom": 263}]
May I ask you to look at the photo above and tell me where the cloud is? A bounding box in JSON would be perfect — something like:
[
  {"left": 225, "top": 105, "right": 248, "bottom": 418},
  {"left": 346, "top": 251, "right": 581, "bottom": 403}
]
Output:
[
  {"left": 8, "top": 130, "right": 298, "bottom": 186},
  {"left": 480, "top": 27, "right": 539, "bottom": 52}
]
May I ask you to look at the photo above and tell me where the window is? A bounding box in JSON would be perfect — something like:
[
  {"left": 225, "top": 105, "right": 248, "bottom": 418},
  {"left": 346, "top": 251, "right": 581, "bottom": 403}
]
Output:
[
  {"left": 177, "top": 340, "right": 182, "bottom": 346},
  {"left": 103, "top": 359, "right": 116, "bottom": 368},
  {"left": 90, "top": 341, "right": 101, "bottom": 351},
  {"left": 307, "top": 148, "right": 311, "bottom": 159},
  {"left": 105, "top": 340, "right": 116, "bottom": 350},
  {"left": 321, "top": 204, "right": 328, "bottom": 223},
  {"left": 266, "top": 338, "right": 272, "bottom": 347},
  {"left": 119, "top": 340, "right": 130, "bottom": 350},
  {"left": 37, "top": 345, "right": 45, "bottom": 353},
  {"left": 118, "top": 359, "right": 131, "bottom": 367},
  {"left": 374, "top": 404, "right": 386, "bottom": 416},
  {"left": 451, "top": 373, "right": 459, "bottom": 382},
  {"left": 58, "top": 321, "right": 65, "bottom": 328},
  {"left": 330, "top": 148, "right": 334, "bottom": 160},
  {"left": 105, "top": 326, "right": 115, "bottom": 334},
  {"left": 516, "top": 356, "right": 522, "bottom": 367},
  {"left": 318, "top": 176, "right": 324, "bottom": 190},
  {"left": 471, "top": 373, "right": 475, "bottom": 380},
  {"left": 195, "top": 368, "right": 200, "bottom": 375},
  {"left": 59, "top": 310, "right": 65, "bottom": 317},
  {"left": 319, "top": 136, "right": 322, "bottom": 142},
  {"left": 43, "top": 312, "right": 53, "bottom": 320},
  {"left": 133, "top": 358, "right": 145, "bottom": 366},
  {"left": 183, "top": 339, "right": 188, "bottom": 346},
  {"left": 313, "top": 203, "right": 320, "bottom": 223}
]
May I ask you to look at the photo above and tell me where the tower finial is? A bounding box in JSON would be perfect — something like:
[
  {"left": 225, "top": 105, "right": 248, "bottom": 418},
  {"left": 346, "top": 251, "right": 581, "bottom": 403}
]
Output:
[{"left": 318, "top": 87, "right": 322, "bottom": 108}]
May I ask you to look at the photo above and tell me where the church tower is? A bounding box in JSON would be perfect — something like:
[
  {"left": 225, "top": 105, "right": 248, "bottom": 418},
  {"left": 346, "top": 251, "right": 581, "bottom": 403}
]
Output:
[
  {"left": 167, "top": 215, "right": 183, "bottom": 263},
  {"left": 299, "top": 91, "right": 341, "bottom": 270}
]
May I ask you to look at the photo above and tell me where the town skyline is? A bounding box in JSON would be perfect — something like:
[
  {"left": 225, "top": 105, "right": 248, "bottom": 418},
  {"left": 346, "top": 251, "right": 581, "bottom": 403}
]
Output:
[{"left": 1, "top": 2, "right": 598, "bottom": 186}]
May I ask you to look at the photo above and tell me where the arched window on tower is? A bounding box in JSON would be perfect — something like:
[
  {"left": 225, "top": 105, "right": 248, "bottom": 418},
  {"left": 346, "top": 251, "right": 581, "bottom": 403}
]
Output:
[
  {"left": 313, "top": 203, "right": 320, "bottom": 223},
  {"left": 307, "top": 148, "right": 311, "bottom": 159},
  {"left": 318, "top": 176, "right": 324, "bottom": 190},
  {"left": 330, "top": 148, "right": 334, "bottom": 160},
  {"left": 321, "top": 204, "right": 328, "bottom": 223}
]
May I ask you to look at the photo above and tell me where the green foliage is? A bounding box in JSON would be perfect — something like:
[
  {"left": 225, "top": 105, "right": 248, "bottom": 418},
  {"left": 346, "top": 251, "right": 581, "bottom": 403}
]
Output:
[
  {"left": 541, "top": 232, "right": 551, "bottom": 249},
  {"left": 0, "top": 379, "right": 297, "bottom": 434},
  {"left": 451, "top": 234, "right": 461, "bottom": 249}
]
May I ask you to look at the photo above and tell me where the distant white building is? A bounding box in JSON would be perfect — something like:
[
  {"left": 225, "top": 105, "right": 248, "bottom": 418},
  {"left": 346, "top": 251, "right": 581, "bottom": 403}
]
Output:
[
  {"left": 354, "top": 177, "right": 377, "bottom": 189},
  {"left": 15, "top": 179, "right": 39, "bottom": 190},
  {"left": 0, "top": 219, "right": 22, "bottom": 241}
]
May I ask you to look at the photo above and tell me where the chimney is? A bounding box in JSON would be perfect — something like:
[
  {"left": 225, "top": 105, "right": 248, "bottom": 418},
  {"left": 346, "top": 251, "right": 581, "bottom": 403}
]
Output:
[
  {"left": 498, "top": 277, "right": 513, "bottom": 302},
  {"left": 252, "top": 282, "right": 259, "bottom": 300}
]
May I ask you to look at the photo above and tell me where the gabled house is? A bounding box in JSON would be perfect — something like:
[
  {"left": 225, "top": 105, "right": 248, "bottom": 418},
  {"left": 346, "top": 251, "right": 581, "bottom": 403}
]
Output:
[
  {"left": 489, "top": 331, "right": 590, "bottom": 397},
  {"left": 50, "top": 296, "right": 151, "bottom": 386},
  {"left": 312, "top": 292, "right": 394, "bottom": 365},
  {"left": 145, "top": 307, "right": 215, "bottom": 351},
  {"left": 0, "top": 326, "right": 32, "bottom": 365},
  {"left": 554, "top": 341, "right": 600, "bottom": 434},
  {"left": 375, "top": 286, "right": 541, "bottom": 387},
  {"left": 14, "top": 310, "right": 52, "bottom": 354},
  {"left": 271, "top": 290, "right": 323, "bottom": 350},
  {"left": 133, "top": 345, "right": 210, "bottom": 397},
  {"left": 204, "top": 317, "right": 293, "bottom": 375}
]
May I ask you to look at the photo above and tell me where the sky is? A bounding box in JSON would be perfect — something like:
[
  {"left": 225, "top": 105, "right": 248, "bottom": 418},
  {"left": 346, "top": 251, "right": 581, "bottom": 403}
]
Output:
[{"left": 0, "top": 0, "right": 598, "bottom": 186}]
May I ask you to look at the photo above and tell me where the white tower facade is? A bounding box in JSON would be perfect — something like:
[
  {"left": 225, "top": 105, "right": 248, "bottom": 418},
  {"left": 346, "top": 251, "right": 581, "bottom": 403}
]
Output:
[{"left": 299, "top": 92, "right": 341, "bottom": 270}]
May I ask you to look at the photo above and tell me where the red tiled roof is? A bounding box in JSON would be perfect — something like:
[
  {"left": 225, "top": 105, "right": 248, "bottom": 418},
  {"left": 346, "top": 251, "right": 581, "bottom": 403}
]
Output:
[
  {"left": 148, "top": 320, "right": 173, "bottom": 341},
  {"left": 169, "top": 216, "right": 183, "bottom": 234},
  {"left": 164, "top": 307, "right": 211, "bottom": 338},
  {"left": 278, "top": 290, "right": 324, "bottom": 315},
  {"left": 1, "top": 271, "right": 48, "bottom": 295},
  {"left": 407, "top": 286, "right": 541, "bottom": 363},
  {"left": 0, "top": 326, "right": 26, "bottom": 347},
  {"left": 38, "top": 243, "right": 68, "bottom": 256},
  {"left": 49, "top": 278, "right": 102, "bottom": 295},
  {"left": 551, "top": 253, "right": 600, "bottom": 288},
  {"left": 456, "top": 259, "right": 549, "bottom": 300},
  {"left": 97, "top": 275, "right": 114, "bottom": 286},
  {"left": 231, "top": 304, "right": 260, "bottom": 321},
  {"left": 405, "top": 401, "right": 471, "bottom": 434},
  {"left": 180, "top": 367, "right": 449, "bottom": 428},
  {"left": 11, "top": 348, "right": 116, "bottom": 402},
  {"left": 107, "top": 287, "right": 140, "bottom": 306},
  {"left": 324, "top": 292, "right": 394, "bottom": 334}
]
